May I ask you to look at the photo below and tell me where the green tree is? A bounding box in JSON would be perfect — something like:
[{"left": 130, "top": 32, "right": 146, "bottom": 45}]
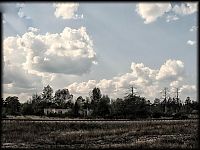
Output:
[
  {"left": 1, "top": 98, "right": 7, "bottom": 117},
  {"left": 185, "top": 97, "right": 192, "bottom": 113},
  {"left": 124, "top": 94, "right": 150, "bottom": 119},
  {"left": 31, "top": 93, "right": 43, "bottom": 115},
  {"left": 4, "top": 96, "right": 21, "bottom": 116},
  {"left": 111, "top": 98, "right": 126, "bottom": 118},
  {"left": 42, "top": 85, "right": 53, "bottom": 103},
  {"left": 74, "top": 100, "right": 80, "bottom": 117},
  {"left": 21, "top": 101, "right": 34, "bottom": 115},
  {"left": 54, "top": 89, "right": 72, "bottom": 108},
  {"left": 96, "top": 95, "right": 111, "bottom": 118},
  {"left": 90, "top": 87, "right": 102, "bottom": 116}
]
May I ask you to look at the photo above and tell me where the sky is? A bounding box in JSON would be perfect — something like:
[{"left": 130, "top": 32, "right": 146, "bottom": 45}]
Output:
[{"left": 1, "top": 2, "right": 198, "bottom": 103}]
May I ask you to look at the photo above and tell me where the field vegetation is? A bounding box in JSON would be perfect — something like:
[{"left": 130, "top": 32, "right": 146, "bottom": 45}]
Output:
[{"left": 1, "top": 119, "right": 198, "bottom": 149}]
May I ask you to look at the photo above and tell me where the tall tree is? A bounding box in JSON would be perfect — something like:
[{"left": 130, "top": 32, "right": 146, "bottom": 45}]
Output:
[
  {"left": 111, "top": 98, "right": 125, "bottom": 118},
  {"left": 96, "top": 95, "right": 111, "bottom": 118},
  {"left": 42, "top": 85, "right": 53, "bottom": 104},
  {"left": 4, "top": 96, "right": 21, "bottom": 116},
  {"left": 31, "top": 93, "right": 43, "bottom": 115},
  {"left": 185, "top": 97, "right": 192, "bottom": 113},
  {"left": 54, "top": 89, "right": 72, "bottom": 108},
  {"left": 90, "top": 87, "right": 102, "bottom": 116},
  {"left": 74, "top": 99, "right": 81, "bottom": 117}
]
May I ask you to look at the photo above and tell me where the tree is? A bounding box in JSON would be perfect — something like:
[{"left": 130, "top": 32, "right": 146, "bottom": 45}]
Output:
[
  {"left": 21, "top": 102, "right": 34, "bottom": 115},
  {"left": 82, "top": 96, "right": 91, "bottom": 110},
  {"left": 96, "top": 95, "right": 111, "bottom": 118},
  {"left": 74, "top": 99, "right": 81, "bottom": 117},
  {"left": 31, "top": 93, "right": 43, "bottom": 115},
  {"left": 90, "top": 87, "right": 102, "bottom": 116},
  {"left": 1, "top": 98, "right": 7, "bottom": 117},
  {"left": 166, "top": 97, "right": 173, "bottom": 114},
  {"left": 4, "top": 96, "right": 21, "bottom": 116},
  {"left": 124, "top": 94, "right": 150, "bottom": 119},
  {"left": 185, "top": 97, "right": 192, "bottom": 113},
  {"left": 54, "top": 89, "right": 72, "bottom": 108},
  {"left": 42, "top": 85, "right": 53, "bottom": 104},
  {"left": 111, "top": 98, "right": 126, "bottom": 118},
  {"left": 40, "top": 85, "right": 54, "bottom": 110},
  {"left": 185, "top": 97, "right": 191, "bottom": 105}
]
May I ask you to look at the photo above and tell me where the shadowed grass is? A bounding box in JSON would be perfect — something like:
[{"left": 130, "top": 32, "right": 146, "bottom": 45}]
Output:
[{"left": 1, "top": 120, "right": 198, "bottom": 149}]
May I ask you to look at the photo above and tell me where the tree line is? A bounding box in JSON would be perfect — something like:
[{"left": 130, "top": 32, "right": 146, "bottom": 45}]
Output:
[{"left": 1, "top": 85, "right": 199, "bottom": 119}]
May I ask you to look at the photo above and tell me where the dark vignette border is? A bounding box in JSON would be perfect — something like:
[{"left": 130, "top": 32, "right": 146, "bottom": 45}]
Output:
[{"left": 0, "top": 1, "right": 199, "bottom": 150}]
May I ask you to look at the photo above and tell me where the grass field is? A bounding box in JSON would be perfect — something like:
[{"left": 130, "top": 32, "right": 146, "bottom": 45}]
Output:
[{"left": 1, "top": 119, "right": 198, "bottom": 149}]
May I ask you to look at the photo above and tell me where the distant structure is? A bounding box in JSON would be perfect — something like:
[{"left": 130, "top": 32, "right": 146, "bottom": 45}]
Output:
[
  {"left": 44, "top": 108, "right": 71, "bottom": 115},
  {"left": 43, "top": 88, "right": 73, "bottom": 115}
]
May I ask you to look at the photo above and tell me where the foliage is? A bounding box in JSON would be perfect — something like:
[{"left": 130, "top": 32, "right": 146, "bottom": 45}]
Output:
[
  {"left": 96, "top": 95, "right": 111, "bottom": 118},
  {"left": 54, "top": 89, "right": 72, "bottom": 108},
  {"left": 4, "top": 96, "right": 21, "bottom": 116},
  {"left": 41, "top": 85, "right": 53, "bottom": 103},
  {"left": 90, "top": 87, "right": 102, "bottom": 116},
  {"left": 2, "top": 86, "right": 199, "bottom": 119}
]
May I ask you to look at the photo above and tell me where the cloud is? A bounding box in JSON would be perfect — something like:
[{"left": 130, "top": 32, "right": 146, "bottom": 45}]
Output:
[
  {"left": 180, "top": 85, "right": 196, "bottom": 95},
  {"left": 4, "top": 26, "right": 97, "bottom": 75},
  {"left": 187, "top": 40, "right": 196, "bottom": 45},
  {"left": 156, "top": 59, "right": 184, "bottom": 81},
  {"left": 53, "top": 3, "right": 83, "bottom": 20},
  {"left": 190, "top": 26, "right": 198, "bottom": 32},
  {"left": 3, "top": 26, "right": 97, "bottom": 102},
  {"left": 3, "top": 60, "right": 43, "bottom": 95},
  {"left": 28, "top": 27, "right": 40, "bottom": 32},
  {"left": 136, "top": 3, "right": 172, "bottom": 24},
  {"left": 172, "top": 2, "right": 197, "bottom": 15},
  {"left": 67, "top": 59, "right": 195, "bottom": 101},
  {"left": 68, "top": 80, "right": 97, "bottom": 95},
  {"left": 136, "top": 2, "right": 197, "bottom": 24},
  {"left": 166, "top": 15, "right": 179, "bottom": 22}
]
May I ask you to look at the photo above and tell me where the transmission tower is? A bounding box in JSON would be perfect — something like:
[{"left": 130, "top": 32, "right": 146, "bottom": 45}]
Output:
[
  {"left": 125, "top": 85, "right": 139, "bottom": 97},
  {"left": 160, "top": 87, "right": 170, "bottom": 113},
  {"left": 173, "top": 87, "right": 181, "bottom": 104}
]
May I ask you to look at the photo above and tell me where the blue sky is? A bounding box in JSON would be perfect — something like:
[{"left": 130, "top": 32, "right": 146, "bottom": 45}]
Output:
[{"left": 1, "top": 2, "right": 198, "bottom": 102}]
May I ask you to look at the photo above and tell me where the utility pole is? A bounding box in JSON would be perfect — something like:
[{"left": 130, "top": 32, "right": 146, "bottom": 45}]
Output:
[
  {"left": 160, "top": 87, "right": 169, "bottom": 113},
  {"left": 175, "top": 87, "right": 180, "bottom": 103},
  {"left": 130, "top": 86, "right": 138, "bottom": 97},
  {"left": 171, "top": 87, "right": 181, "bottom": 104},
  {"left": 162, "top": 87, "right": 168, "bottom": 101},
  {"left": 131, "top": 86, "right": 134, "bottom": 97}
]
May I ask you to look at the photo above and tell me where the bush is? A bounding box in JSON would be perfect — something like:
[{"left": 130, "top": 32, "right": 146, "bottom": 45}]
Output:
[
  {"left": 172, "top": 112, "right": 188, "bottom": 119},
  {"left": 1, "top": 108, "right": 7, "bottom": 118},
  {"left": 152, "top": 112, "right": 162, "bottom": 118},
  {"left": 46, "top": 112, "right": 67, "bottom": 118}
]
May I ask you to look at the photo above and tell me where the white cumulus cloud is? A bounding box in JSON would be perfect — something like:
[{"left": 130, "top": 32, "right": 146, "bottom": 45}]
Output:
[
  {"left": 136, "top": 2, "right": 197, "bottom": 24},
  {"left": 172, "top": 2, "right": 197, "bottom": 15},
  {"left": 136, "top": 3, "right": 172, "bottom": 24},
  {"left": 190, "top": 26, "right": 198, "bottom": 32},
  {"left": 53, "top": 3, "right": 82, "bottom": 20},
  {"left": 156, "top": 59, "right": 184, "bottom": 81},
  {"left": 187, "top": 40, "right": 196, "bottom": 45},
  {"left": 67, "top": 59, "right": 195, "bottom": 101},
  {"left": 3, "top": 59, "right": 43, "bottom": 97},
  {"left": 3, "top": 26, "right": 97, "bottom": 102},
  {"left": 166, "top": 15, "right": 179, "bottom": 22},
  {"left": 4, "top": 26, "right": 97, "bottom": 75}
]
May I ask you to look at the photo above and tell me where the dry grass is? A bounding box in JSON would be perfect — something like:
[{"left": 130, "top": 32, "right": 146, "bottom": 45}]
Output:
[{"left": 1, "top": 120, "right": 198, "bottom": 149}]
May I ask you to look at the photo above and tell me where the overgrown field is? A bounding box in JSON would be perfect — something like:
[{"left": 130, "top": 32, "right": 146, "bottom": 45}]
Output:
[{"left": 1, "top": 120, "right": 198, "bottom": 149}]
